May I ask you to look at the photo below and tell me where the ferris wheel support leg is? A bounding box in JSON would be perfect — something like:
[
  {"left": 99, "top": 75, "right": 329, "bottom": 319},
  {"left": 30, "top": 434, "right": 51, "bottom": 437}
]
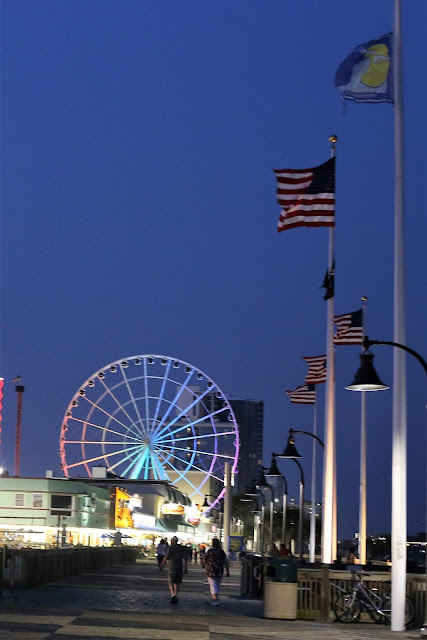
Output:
[{"left": 223, "top": 462, "right": 232, "bottom": 553}]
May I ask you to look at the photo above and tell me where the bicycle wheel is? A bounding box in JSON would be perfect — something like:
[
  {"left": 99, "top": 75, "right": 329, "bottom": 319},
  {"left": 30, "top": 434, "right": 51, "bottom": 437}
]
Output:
[
  {"left": 381, "top": 595, "right": 414, "bottom": 625},
  {"left": 334, "top": 593, "right": 361, "bottom": 623}
]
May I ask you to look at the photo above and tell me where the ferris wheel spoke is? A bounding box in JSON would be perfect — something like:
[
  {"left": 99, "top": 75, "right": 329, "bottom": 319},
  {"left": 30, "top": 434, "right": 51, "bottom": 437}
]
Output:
[
  {"left": 150, "top": 360, "right": 171, "bottom": 431},
  {"left": 150, "top": 367, "right": 196, "bottom": 439},
  {"left": 129, "top": 445, "right": 154, "bottom": 480},
  {"left": 67, "top": 417, "right": 142, "bottom": 442},
  {"left": 154, "top": 446, "right": 222, "bottom": 482},
  {"left": 150, "top": 449, "right": 169, "bottom": 481},
  {"left": 158, "top": 443, "right": 234, "bottom": 460},
  {"left": 66, "top": 443, "right": 143, "bottom": 470},
  {"left": 154, "top": 406, "right": 228, "bottom": 444},
  {"left": 79, "top": 396, "right": 143, "bottom": 437},
  {"left": 154, "top": 390, "right": 226, "bottom": 442},
  {"left": 97, "top": 377, "right": 145, "bottom": 439},
  {"left": 157, "top": 429, "right": 237, "bottom": 446},
  {"left": 155, "top": 450, "right": 200, "bottom": 493},
  {"left": 120, "top": 367, "right": 147, "bottom": 436},
  {"left": 119, "top": 448, "right": 144, "bottom": 476},
  {"left": 65, "top": 440, "right": 135, "bottom": 445},
  {"left": 108, "top": 445, "right": 144, "bottom": 472},
  {"left": 143, "top": 358, "right": 151, "bottom": 435}
]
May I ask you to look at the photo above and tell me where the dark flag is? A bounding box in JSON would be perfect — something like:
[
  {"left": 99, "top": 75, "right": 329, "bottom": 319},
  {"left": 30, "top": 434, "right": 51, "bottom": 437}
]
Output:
[
  {"left": 274, "top": 157, "right": 335, "bottom": 232},
  {"left": 333, "top": 309, "right": 364, "bottom": 344},
  {"left": 335, "top": 33, "right": 393, "bottom": 104},
  {"left": 321, "top": 262, "right": 335, "bottom": 300},
  {"left": 285, "top": 384, "right": 316, "bottom": 405}
]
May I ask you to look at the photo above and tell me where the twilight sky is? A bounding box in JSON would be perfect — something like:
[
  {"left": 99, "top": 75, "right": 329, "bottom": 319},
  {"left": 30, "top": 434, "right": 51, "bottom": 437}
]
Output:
[{"left": 2, "top": 0, "right": 426, "bottom": 539}]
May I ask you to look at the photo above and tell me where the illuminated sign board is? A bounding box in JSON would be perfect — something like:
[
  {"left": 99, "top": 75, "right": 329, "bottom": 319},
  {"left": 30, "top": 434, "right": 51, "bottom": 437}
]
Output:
[
  {"left": 185, "top": 505, "right": 202, "bottom": 526},
  {"left": 161, "top": 502, "right": 185, "bottom": 516},
  {"left": 132, "top": 513, "right": 156, "bottom": 529}
]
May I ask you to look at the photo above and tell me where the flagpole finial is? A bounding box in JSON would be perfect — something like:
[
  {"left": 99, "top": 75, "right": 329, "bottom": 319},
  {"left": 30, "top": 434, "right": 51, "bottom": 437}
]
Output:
[{"left": 329, "top": 135, "right": 338, "bottom": 144}]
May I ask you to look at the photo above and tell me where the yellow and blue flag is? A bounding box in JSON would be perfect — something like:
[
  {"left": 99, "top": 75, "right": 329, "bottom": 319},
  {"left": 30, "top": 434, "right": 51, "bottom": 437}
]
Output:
[{"left": 335, "top": 33, "right": 393, "bottom": 103}]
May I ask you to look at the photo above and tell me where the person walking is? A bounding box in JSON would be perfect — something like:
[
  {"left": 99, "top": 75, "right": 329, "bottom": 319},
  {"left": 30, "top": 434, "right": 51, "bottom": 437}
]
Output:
[
  {"left": 156, "top": 538, "right": 167, "bottom": 571},
  {"left": 346, "top": 546, "right": 356, "bottom": 565},
  {"left": 204, "top": 538, "right": 229, "bottom": 606},
  {"left": 161, "top": 536, "right": 188, "bottom": 604}
]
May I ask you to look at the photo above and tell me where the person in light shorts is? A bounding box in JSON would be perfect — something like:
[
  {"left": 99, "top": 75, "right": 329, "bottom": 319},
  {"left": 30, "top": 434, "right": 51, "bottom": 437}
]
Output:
[{"left": 204, "top": 538, "right": 229, "bottom": 605}]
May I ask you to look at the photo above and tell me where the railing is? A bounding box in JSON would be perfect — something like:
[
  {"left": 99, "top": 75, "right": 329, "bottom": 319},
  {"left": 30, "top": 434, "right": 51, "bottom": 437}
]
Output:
[
  {"left": 297, "top": 568, "right": 426, "bottom": 626},
  {"left": 1, "top": 546, "right": 138, "bottom": 588}
]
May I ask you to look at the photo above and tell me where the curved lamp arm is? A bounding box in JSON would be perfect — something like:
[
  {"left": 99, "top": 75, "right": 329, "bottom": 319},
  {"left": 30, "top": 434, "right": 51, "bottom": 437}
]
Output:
[
  {"left": 364, "top": 336, "right": 427, "bottom": 376},
  {"left": 290, "top": 428, "right": 325, "bottom": 449},
  {"left": 290, "top": 458, "right": 304, "bottom": 485}
]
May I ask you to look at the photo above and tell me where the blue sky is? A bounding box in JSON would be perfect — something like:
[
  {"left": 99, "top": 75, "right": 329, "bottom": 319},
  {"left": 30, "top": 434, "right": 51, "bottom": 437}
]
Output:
[{"left": 2, "top": 0, "right": 426, "bottom": 538}]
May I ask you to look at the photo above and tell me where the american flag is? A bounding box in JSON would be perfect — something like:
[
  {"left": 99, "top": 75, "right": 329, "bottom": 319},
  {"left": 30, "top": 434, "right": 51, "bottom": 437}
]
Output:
[
  {"left": 303, "top": 355, "right": 327, "bottom": 384},
  {"left": 274, "top": 157, "right": 335, "bottom": 232},
  {"left": 286, "top": 384, "right": 316, "bottom": 405},
  {"left": 333, "top": 309, "right": 364, "bottom": 345}
]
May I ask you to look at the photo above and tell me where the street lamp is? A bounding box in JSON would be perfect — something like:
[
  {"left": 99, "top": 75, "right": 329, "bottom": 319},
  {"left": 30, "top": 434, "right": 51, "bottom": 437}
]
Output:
[
  {"left": 346, "top": 335, "right": 427, "bottom": 633},
  {"left": 266, "top": 455, "right": 288, "bottom": 548},
  {"left": 273, "top": 452, "right": 305, "bottom": 564},
  {"left": 257, "top": 468, "right": 274, "bottom": 548},
  {"left": 280, "top": 429, "right": 324, "bottom": 563},
  {"left": 243, "top": 483, "right": 266, "bottom": 553}
]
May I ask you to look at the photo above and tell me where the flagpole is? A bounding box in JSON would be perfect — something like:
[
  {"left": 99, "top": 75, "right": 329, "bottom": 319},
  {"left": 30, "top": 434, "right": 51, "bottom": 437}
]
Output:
[
  {"left": 309, "top": 389, "right": 317, "bottom": 563},
  {"left": 391, "top": 0, "right": 407, "bottom": 631},
  {"left": 359, "top": 297, "right": 368, "bottom": 566},
  {"left": 321, "top": 134, "right": 337, "bottom": 565}
]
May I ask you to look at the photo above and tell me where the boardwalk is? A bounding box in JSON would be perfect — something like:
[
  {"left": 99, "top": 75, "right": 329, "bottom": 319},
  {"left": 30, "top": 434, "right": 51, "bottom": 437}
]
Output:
[{"left": 0, "top": 558, "right": 420, "bottom": 639}]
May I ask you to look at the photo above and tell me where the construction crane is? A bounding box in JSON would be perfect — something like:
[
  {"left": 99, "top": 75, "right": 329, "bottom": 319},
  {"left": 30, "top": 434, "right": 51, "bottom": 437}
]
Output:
[{"left": 14, "top": 377, "right": 25, "bottom": 477}]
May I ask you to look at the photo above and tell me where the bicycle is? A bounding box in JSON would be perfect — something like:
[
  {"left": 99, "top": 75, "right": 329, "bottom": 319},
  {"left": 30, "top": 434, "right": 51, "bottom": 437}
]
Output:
[{"left": 333, "top": 570, "right": 414, "bottom": 625}]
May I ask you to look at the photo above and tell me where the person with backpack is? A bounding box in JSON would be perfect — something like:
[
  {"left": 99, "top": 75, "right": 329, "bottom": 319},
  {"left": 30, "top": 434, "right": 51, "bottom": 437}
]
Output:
[
  {"left": 156, "top": 539, "right": 167, "bottom": 571},
  {"left": 204, "top": 538, "right": 229, "bottom": 606}
]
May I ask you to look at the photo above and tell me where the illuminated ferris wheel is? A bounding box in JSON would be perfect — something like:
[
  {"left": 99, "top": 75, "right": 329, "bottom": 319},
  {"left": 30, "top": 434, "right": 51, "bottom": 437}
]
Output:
[{"left": 59, "top": 355, "right": 240, "bottom": 505}]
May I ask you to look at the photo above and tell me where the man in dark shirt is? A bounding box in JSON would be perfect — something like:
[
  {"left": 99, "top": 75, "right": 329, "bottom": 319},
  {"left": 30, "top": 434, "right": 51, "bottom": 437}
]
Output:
[{"left": 161, "top": 536, "right": 188, "bottom": 603}]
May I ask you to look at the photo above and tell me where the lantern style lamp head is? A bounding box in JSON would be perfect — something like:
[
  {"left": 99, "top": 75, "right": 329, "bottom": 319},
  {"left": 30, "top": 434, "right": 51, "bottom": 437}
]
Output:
[
  {"left": 346, "top": 351, "right": 389, "bottom": 391},
  {"left": 276, "top": 434, "right": 302, "bottom": 459},
  {"left": 244, "top": 483, "right": 259, "bottom": 498},
  {"left": 266, "top": 455, "right": 281, "bottom": 477},
  {"left": 257, "top": 468, "right": 270, "bottom": 489}
]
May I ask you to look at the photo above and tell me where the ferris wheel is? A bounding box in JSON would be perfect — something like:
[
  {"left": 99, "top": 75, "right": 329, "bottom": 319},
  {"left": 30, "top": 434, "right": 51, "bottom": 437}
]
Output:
[{"left": 59, "top": 355, "right": 240, "bottom": 506}]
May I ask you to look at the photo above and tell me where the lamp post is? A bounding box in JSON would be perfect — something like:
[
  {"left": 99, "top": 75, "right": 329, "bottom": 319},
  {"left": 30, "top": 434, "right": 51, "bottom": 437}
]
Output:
[
  {"left": 257, "top": 468, "right": 275, "bottom": 548},
  {"left": 266, "top": 455, "right": 288, "bottom": 547},
  {"left": 346, "top": 335, "right": 426, "bottom": 633},
  {"left": 273, "top": 452, "right": 305, "bottom": 564},
  {"left": 282, "top": 429, "right": 324, "bottom": 563},
  {"left": 244, "top": 482, "right": 266, "bottom": 553}
]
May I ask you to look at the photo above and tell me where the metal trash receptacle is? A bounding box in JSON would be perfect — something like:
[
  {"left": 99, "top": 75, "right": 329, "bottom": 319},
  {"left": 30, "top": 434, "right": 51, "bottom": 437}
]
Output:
[
  {"left": 240, "top": 554, "right": 263, "bottom": 597},
  {"left": 263, "top": 557, "right": 298, "bottom": 619}
]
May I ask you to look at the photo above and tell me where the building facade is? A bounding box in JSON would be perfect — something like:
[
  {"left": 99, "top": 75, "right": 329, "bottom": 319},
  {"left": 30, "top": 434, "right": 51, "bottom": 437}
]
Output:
[
  {"left": 229, "top": 399, "right": 264, "bottom": 494},
  {"left": 0, "top": 477, "right": 111, "bottom": 547}
]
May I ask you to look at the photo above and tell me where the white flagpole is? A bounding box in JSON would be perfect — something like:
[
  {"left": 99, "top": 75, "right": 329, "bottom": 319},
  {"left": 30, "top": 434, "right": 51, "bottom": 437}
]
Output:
[
  {"left": 321, "top": 135, "right": 337, "bottom": 564},
  {"left": 391, "top": 0, "right": 407, "bottom": 631},
  {"left": 309, "top": 389, "right": 317, "bottom": 563},
  {"left": 359, "top": 297, "right": 368, "bottom": 566}
]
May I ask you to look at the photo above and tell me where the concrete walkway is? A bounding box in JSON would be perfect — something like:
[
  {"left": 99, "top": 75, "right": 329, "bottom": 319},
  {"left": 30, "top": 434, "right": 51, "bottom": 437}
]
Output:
[{"left": 0, "top": 558, "right": 420, "bottom": 639}]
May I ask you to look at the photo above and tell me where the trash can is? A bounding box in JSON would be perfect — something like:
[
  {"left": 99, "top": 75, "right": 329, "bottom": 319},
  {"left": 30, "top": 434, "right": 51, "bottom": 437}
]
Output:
[
  {"left": 240, "top": 554, "right": 264, "bottom": 597},
  {"left": 263, "top": 557, "right": 298, "bottom": 619}
]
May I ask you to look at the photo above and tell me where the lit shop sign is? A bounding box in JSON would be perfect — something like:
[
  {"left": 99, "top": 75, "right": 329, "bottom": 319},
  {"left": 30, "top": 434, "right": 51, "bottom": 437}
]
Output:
[
  {"left": 185, "top": 505, "right": 202, "bottom": 526},
  {"left": 161, "top": 503, "right": 185, "bottom": 516},
  {"left": 128, "top": 495, "right": 143, "bottom": 511},
  {"left": 132, "top": 513, "right": 156, "bottom": 529}
]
